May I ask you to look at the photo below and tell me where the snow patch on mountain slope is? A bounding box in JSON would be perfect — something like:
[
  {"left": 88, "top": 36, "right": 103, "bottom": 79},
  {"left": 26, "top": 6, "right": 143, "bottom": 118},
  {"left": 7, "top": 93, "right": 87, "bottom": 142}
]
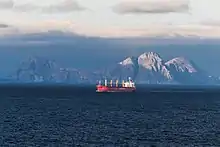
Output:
[
  {"left": 137, "top": 52, "right": 172, "bottom": 80},
  {"left": 165, "top": 57, "right": 197, "bottom": 73},
  {"left": 138, "top": 52, "right": 162, "bottom": 71},
  {"left": 119, "top": 57, "right": 135, "bottom": 66}
]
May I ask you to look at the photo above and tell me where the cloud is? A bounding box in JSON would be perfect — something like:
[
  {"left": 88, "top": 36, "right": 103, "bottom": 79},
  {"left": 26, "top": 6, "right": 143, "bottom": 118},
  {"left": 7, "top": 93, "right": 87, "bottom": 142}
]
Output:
[
  {"left": 0, "top": 24, "right": 10, "bottom": 28},
  {"left": 1, "top": 0, "right": 85, "bottom": 13},
  {"left": 41, "top": 0, "right": 85, "bottom": 13},
  {"left": 200, "top": 20, "right": 220, "bottom": 27},
  {"left": 12, "top": 2, "right": 39, "bottom": 12},
  {"left": 113, "top": 0, "right": 189, "bottom": 14},
  {"left": 0, "top": 0, "right": 13, "bottom": 9}
]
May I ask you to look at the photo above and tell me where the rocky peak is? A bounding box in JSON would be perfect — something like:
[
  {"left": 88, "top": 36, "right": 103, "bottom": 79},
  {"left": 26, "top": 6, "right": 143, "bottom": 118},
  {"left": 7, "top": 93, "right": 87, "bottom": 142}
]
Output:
[
  {"left": 16, "top": 56, "right": 90, "bottom": 83},
  {"left": 136, "top": 52, "right": 173, "bottom": 81},
  {"left": 119, "top": 56, "right": 137, "bottom": 66},
  {"left": 138, "top": 52, "right": 163, "bottom": 71},
  {"left": 165, "top": 57, "right": 197, "bottom": 73}
]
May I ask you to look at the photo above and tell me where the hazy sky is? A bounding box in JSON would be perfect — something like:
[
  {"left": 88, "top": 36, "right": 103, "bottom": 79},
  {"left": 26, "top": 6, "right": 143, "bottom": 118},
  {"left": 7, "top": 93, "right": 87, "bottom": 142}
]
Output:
[{"left": 0, "top": 0, "right": 220, "bottom": 37}]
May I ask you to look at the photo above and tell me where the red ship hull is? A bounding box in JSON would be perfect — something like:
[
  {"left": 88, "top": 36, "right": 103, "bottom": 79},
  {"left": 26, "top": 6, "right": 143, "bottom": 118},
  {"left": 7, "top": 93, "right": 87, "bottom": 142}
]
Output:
[{"left": 96, "top": 85, "right": 136, "bottom": 92}]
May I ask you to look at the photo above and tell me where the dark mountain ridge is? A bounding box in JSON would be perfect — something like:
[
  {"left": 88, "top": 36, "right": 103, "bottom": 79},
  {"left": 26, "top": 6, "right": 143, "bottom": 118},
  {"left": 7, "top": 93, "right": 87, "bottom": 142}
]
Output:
[
  {"left": 12, "top": 51, "right": 218, "bottom": 85},
  {"left": 91, "top": 52, "right": 219, "bottom": 85}
]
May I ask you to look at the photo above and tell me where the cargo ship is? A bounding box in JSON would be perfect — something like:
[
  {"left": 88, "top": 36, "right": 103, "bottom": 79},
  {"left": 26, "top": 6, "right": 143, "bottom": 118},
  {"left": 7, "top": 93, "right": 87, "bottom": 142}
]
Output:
[{"left": 96, "top": 77, "right": 136, "bottom": 92}]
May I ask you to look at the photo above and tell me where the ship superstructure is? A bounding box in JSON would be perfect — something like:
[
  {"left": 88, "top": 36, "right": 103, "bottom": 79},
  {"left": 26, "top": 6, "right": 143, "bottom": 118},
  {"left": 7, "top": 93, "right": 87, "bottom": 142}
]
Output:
[{"left": 96, "top": 77, "right": 136, "bottom": 92}]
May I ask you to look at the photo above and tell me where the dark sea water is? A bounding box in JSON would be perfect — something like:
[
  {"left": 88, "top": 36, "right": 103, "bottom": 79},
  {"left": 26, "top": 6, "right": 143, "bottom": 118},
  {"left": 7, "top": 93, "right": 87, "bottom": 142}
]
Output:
[{"left": 0, "top": 85, "right": 220, "bottom": 147}]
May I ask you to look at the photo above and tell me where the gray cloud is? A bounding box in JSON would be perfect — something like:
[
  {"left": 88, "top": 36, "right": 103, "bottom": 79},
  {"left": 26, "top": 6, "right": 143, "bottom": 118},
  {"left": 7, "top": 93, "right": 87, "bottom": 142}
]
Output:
[
  {"left": 41, "top": 0, "right": 85, "bottom": 13},
  {"left": 0, "top": 0, "right": 85, "bottom": 13},
  {"left": 113, "top": 0, "right": 189, "bottom": 14},
  {"left": 13, "top": 3, "right": 39, "bottom": 12},
  {"left": 0, "top": 0, "right": 13, "bottom": 9},
  {"left": 200, "top": 21, "right": 220, "bottom": 27},
  {"left": 0, "top": 24, "right": 10, "bottom": 28}
]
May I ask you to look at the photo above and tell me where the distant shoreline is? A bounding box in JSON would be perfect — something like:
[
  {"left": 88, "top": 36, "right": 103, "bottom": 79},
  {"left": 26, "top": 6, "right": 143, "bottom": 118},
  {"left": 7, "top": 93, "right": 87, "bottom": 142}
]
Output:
[{"left": 0, "top": 82, "right": 220, "bottom": 89}]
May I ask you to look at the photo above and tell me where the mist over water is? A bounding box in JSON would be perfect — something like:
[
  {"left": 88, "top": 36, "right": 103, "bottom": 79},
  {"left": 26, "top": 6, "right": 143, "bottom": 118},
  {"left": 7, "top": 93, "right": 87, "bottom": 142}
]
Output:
[{"left": 0, "top": 85, "right": 220, "bottom": 146}]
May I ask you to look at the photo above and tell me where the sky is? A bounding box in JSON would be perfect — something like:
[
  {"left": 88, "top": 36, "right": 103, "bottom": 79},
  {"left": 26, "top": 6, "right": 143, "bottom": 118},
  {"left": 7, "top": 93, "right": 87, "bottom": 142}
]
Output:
[{"left": 0, "top": 0, "right": 220, "bottom": 37}]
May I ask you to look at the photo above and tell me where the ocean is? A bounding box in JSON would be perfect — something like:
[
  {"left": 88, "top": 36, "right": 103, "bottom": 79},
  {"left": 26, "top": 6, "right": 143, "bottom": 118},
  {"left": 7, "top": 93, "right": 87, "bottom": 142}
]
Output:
[{"left": 0, "top": 84, "right": 220, "bottom": 146}]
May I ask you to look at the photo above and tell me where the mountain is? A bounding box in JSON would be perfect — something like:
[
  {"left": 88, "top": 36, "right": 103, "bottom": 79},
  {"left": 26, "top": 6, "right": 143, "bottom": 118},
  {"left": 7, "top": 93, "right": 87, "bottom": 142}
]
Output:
[
  {"left": 165, "top": 57, "right": 197, "bottom": 73},
  {"left": 1, "top": 31, "right": 220, "bottom": 77},
  {"left": 16, "top": 56, "right": 89, "bottom": 84},
  {"left": 165, "top": 57, "right": 217, "bottom": 84},
  {"left": 136, "top": 52, "right": 172, "bottom": 83},
  {"left": 90, "top": 56, "right": 139, "bottom": 82},
  {"left": 12, "top": 51, "right": 220, "bottom": 85},
  {"left": 109, "top": 56, "right": 139, "bottom": 79},
  {"left": 103, "top": 52, "right": 219, "bottom": 84},
  {"left": 98, "top": 52, "right": 173, "bottom": 84},
  {"left": 165, "top": 57, "right": 199, "bottom": 84}
]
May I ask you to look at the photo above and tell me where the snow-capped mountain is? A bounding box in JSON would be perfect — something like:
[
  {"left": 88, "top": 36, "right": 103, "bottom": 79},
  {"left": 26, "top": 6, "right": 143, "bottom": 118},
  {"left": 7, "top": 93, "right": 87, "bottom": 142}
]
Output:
[
  {"left": 114, "top": 56, "right": 139, "bottom": 79},
  {"left": 138, "top": 52, "right": 163, "bottom": 71},
  {"left": 165, "top": 57, "right": 197, "bottom": 73},
  {"left": 164, "top": 57, "right": 213, "bottom": 84},
  {"left": 94, "top": 56, "right": 139, "bottom": 81},
  {"left": 13, "top": 52, "right": 220, "bottom": 85},
  {"left": 101, "top": 52, "right": 219, "bottom": 84},
  {"left": 119, "top": 56, "right": 136, "bottom": 66},
  {"left": 136, "top": 52, "right": 172, "bottom": 83},
  {"left": 98, "top": 52, "right": 173, "bottom": 84}
]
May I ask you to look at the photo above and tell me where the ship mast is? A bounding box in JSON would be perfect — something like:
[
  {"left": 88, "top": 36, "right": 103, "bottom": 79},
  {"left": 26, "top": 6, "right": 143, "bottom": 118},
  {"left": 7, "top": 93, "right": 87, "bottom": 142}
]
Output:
[
  {"left": 122, "top": 80, "right": 124, "bottom": 87},
  {"left": 116, "top": 80, "right": 118, "bottom": 87},
  {"left": 105, "top": 79, "right": 107, "bottom": 86}
]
